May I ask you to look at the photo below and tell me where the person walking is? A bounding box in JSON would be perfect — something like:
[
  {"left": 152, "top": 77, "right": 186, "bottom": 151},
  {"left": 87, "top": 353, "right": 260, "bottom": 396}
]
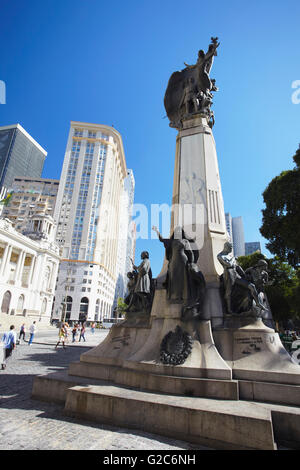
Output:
[
  {"left": 1, "top": 325, "right": 17, "bottom": 369},
  {"left": 91, "top": 322, "right": 96, "bottom": 334},
  {"left": 55, "top": 323, "right": 67, "bottom": 350},
  {"left": 19, "top": 323, "right": 26, "bottom": 343},
  {"left": 28, "top": 321, "right": 37, "bottom": 346},
  {"left": 72, "top": 323, "right": 79, "bottom": 343},
  {"left": 64, "top": 322, "right": 70, "bottom": 344},
  {"left": 79, "top": 324, "right": 86, "bottom": 342}
]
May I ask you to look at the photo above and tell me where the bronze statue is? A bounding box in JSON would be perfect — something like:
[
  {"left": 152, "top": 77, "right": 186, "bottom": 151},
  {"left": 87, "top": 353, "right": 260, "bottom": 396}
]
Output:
[
  {"left": 152, "top": 226, "right": 206, "bottom": 318},
  {"left": 125, "top": 251, "right": 153, "bottom": 314},
  {"left": 217, "top": 242, "right": 267, "bottom": 315},
  {"left": 153, "top": 226, "right": 194, "bottom": 302},
  {"left": 164, "top": 37, "right": 220, "bottom": 129}
]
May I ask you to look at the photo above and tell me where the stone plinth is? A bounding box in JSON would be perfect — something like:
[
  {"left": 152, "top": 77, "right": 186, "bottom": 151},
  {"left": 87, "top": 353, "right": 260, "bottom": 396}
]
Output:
[
  {"left": 63, "top": 383, "right": 277, "bottom": 450},
  {"left": 77, "top": 289, "right": 232, "bottom": 381},
  {"left": 213, "top": 318, "right": 300, "bottom": 385}
]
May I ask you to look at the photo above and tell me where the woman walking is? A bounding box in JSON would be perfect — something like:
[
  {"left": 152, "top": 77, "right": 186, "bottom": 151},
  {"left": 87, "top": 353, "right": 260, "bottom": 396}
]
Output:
[
  {"left": 19, "top": 323, "right": 26, "bottom": 343},
  {"left": 79, "top": 324, "right": 86, "bottom": 342},
  {"left": 55, "top": 323, "right": 67, "bottom": 350}
]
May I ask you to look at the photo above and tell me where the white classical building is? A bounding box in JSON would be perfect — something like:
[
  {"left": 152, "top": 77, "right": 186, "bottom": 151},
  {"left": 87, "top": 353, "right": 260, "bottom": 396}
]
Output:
[
  {"left": 52, "top": 121, "right": 134, "bottom": 323},
  {"left": 0, "top": 215, "right": 60, "bottom": 326}
]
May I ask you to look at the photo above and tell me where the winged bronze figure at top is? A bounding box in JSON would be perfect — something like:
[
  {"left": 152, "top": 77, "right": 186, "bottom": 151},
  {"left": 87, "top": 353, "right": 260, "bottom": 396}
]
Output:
[{"left": 164, "top": 37, "right": 220, "bottom": 129}]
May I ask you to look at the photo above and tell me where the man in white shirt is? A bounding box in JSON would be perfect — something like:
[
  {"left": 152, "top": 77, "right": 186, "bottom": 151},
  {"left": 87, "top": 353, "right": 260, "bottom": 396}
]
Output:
[
  {"left": 1, "top": 325, "right": 17, "bottom": 369},
  {"left": 28, "top": 321, "right": 37, "bottom": 346}
]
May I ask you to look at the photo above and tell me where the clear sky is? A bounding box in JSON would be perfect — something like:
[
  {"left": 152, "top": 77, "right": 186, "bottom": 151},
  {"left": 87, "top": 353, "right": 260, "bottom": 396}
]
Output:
[{"left": 1, "top": 0, "right": 299, "bottom": 276}]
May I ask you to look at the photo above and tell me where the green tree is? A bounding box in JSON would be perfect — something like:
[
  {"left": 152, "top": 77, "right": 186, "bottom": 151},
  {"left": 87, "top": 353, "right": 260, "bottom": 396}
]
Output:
[
  {"left": 260, "top": 147, "right": 300, "bottom": 268},
  {"left": 116, "top": 297, "right": 127, "bottom": 318}
]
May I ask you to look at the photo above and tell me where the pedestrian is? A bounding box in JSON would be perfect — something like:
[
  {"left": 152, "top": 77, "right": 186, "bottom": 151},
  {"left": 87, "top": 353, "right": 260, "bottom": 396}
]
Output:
[
  {"left": 72, "top": 323, "right": 79, "bottom": 343},
  {"left": 55, "top": 323, "right": 67, "bottom": 350},
  {"left": 91, "top": 322, "right": 96, "bottom": 334},
  {"left": 19, "top": 323, "right": 26, "bottom": 343},
  {"left": 79, "top": 323, "right": 86, "bottom": 342},
  {"left": 1, "top": 325, "right": 17, "bottom": 369},
  {"left": 28, "top": 321, "right": 37, "bottom": 346},
  {"left": 64, "top": 323, "right": 70, "bottom": 343}
]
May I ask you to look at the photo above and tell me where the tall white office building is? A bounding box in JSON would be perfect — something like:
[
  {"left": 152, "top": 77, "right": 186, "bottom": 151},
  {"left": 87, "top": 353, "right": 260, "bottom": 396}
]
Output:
[
  {"left": 114, "top": 169, "right": 135, "bottom": 304},
  {"left": 225, "top": 212, "right": 233, "bottom": 244},
  {"left": 232, "top": 216, "right": 245, "bottom": 257},
  {"left": 52, "top": 121, "right": 134, "bottom": 323},
  {"left": 225, "top": 213, "right": 245, "bottom": 257}
]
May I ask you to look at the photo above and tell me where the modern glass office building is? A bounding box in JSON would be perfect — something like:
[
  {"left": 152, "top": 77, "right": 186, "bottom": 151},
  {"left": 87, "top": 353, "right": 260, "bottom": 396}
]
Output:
[
  {"left": 0, "top": 124, "right": 47, "bottom": 190},
  {"left": 245, "top": 241, "right": 261, "bottom": 255}
]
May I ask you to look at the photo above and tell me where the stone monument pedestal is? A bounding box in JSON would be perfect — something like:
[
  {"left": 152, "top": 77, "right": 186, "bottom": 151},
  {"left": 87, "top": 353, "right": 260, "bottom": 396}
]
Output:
[
  {"left": 213, "top": 318, "right": 300, "bottom": 386},
  {"left": 67, "top": 288, "right": 236, "bottom": 400}
]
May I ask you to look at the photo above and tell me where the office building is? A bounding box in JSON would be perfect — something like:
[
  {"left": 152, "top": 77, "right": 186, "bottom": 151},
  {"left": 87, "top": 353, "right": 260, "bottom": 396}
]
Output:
[
  {"left": 0, "top": 124, "right": 47, "bottom": 190},
  {"left": 225, "top": 212, "right": 233, "bottom": 243},
  {"left": 245, "top": 241, "right": 261, "bottom": 255},
  {"left": 114, "top": 169, "right": 136, "bottom": 305},
  {"left": 232, "top": 216, "right": 245, "bottom": 257},
  {"left": 1, "top": 177, "right": 59, "bottom": 233},
  {"left": 225, "top": 213, "right": 245, "bottom": 257},
  {"left": 52, "top": 121, "right": 134, "bottom": 323}
]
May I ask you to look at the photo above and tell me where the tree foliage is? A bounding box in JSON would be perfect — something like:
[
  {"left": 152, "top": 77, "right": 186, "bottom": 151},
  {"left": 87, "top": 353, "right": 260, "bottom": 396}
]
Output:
[
  {"left": 116, "top": 297, "right": 127, "bottom": 317},
  {"left": 260, "top": 147, "right": 300, "bottom": 268}
]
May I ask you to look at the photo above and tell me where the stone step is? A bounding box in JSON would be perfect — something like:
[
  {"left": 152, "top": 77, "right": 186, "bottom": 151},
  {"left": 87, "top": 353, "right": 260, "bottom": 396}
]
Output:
[
  {"left": 239, "top": 379, "right": 300, "bottom": 407},
  {"left": 32, "top": 369, "right": 300, "bottom": 449},
  {"left": 68, "top": 360, "right": 239, "bottom": 400},
  {"left": 63, "top": 382, "right": 277, "bottom": 450}
]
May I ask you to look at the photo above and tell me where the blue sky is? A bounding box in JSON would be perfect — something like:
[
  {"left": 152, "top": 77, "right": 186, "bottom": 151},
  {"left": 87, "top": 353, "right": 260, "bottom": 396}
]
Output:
[{"left": 1, "top": 0, "right": 299, "bottom": 276}]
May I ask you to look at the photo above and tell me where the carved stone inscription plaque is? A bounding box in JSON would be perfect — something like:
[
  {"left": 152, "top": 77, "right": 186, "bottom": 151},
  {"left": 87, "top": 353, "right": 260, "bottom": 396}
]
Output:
[{"left": 112, "top": 334, "right": 131, "bottom": 350}]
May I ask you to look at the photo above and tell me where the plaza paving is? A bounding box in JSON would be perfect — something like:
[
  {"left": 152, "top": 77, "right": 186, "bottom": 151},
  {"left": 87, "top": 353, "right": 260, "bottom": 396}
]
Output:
[{"left": 0, "top": 327, "right": 210, "bottom": 451}]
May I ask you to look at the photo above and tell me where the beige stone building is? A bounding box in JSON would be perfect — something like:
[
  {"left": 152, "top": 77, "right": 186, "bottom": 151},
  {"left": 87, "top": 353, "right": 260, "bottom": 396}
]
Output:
[{"left": 1, "top": 177, "right": 59, "bottom": 233}]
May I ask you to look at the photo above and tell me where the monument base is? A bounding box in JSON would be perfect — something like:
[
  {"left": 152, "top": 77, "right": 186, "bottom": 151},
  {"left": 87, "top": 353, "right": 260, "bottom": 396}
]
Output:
[
  {"left": 32, "top": 368, "right": 300, "bottom": 450},
  {"left": 213, "top": 318, "right": 300, "bottom": 385},
  {"left": 31, "top": 291, "right": 300, "bottom": 449}
]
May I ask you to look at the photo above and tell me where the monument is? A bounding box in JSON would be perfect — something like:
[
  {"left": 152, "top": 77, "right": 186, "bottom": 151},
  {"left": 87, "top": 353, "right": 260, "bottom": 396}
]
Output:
[{"left": 32, "top": 39, "right": 300, "bottom": 450}]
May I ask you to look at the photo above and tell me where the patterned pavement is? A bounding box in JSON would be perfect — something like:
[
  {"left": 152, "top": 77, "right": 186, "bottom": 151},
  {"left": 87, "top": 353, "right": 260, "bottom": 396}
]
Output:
[{"left": 0, "top": 331, "right": 210, "bottom": 451}]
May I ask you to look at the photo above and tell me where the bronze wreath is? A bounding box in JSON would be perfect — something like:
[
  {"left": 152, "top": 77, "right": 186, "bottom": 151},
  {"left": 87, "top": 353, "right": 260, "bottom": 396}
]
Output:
[{"left": 160, "top": 325, "right": 193, "bottom": 365}]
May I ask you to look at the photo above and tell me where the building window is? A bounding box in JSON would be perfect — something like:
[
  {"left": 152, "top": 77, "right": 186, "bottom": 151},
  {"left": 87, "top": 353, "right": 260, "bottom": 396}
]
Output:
[
  {"left": 17, "top": 294, "right": 25, "bottom": 313},
  {"left": 41, "top": 298, "right": 47, "bottom": 315}
]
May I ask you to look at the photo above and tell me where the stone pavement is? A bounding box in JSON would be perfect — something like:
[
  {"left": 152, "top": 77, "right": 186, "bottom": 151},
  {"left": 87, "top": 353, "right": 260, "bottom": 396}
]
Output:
[{"left": 0, "top": 331, "right": 211, "bottom": 451}]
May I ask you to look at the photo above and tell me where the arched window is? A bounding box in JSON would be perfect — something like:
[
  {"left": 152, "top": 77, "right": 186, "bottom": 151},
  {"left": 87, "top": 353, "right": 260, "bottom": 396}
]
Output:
[
  {"left": 1, "top": 291, "right": 11, "bottom": 314},
  {"left": 65, "top": 296, "right": 73, "bottom": 321},
  {"left": 41, "top": 298, "right": 47, "bottom": 315},
  {"left": 43, "top": 266, "right": 51, "bottom": 291},
  {"left": 17, "top": 294, "right": 25, "bottom": 313},
  {"left": 79, "top": 297, "right": 89, "bottom": 322},
  {"left": 95, "top": 299, "right": 100, "bottom": 321}
]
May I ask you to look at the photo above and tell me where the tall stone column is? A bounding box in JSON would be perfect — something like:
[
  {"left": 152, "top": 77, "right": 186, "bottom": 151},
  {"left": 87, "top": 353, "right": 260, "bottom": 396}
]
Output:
[
  {"left": 15, "top": 250, "right": 26, "bottom": 283},
  {"left": 0, "top": 243, "right": 11, "bottom": 276},
  {"left": 28, "top": 255, "right": 36, "bottom": 286},
  {"left": 171, "top": 114, "right": 227, "bottom": 328},
  {"left": 31, "top": 254, "right": 43, "bottom": 291},
  {"left": 3, "top": 245, "right": 13, "bottom": 280}
]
